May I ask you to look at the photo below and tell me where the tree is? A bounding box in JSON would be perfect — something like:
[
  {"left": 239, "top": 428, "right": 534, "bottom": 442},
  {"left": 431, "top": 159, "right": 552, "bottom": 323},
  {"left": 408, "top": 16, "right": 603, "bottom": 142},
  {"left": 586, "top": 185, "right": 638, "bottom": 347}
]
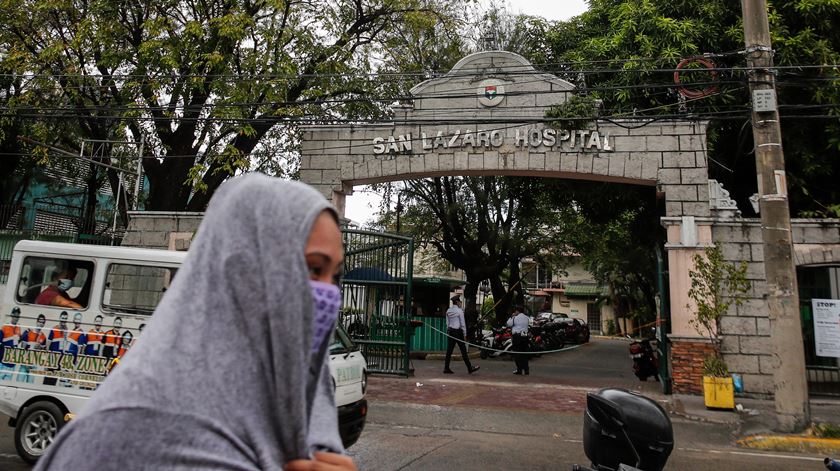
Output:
[
  {"left": 545, "top": 181, "right": 662, "bottom": 332},
  {"left": 545, "top": 0, "right": 840, "bottom": 217},
  {"left": 686, "top": 245, "right": 750, "bottom": 375},
  {"left": 0, "top": 0, "right": 448, "bottom": 211},
  {"left": 392, "top": 176, "right": 563, "bottom": 326}
]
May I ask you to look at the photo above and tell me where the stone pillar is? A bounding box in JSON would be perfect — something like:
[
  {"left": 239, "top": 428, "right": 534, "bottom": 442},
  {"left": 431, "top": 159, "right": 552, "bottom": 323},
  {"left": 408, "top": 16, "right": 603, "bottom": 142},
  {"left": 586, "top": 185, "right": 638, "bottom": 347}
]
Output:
[{"left": 662, "top": 216, "right": 714, "bottom": 393}]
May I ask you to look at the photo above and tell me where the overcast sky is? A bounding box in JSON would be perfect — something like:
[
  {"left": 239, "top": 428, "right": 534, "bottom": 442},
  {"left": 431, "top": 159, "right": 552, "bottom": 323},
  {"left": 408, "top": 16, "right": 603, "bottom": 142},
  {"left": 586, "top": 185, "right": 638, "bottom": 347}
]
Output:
[{"left": 344, "top": 0, "right": 589, "bottom": 226}]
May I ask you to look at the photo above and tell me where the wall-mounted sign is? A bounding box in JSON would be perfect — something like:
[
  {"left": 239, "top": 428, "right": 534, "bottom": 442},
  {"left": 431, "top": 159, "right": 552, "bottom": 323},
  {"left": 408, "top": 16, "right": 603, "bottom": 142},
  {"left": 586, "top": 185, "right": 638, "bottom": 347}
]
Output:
[
  {"left": 478, "top": 78, "right": 505, "bottom": 107},
  {"left": 812, "top": 298, "right": 840, "bottom": 358},
  {"left": 372, "top": 127, "right": 613, "bottom": 155}
]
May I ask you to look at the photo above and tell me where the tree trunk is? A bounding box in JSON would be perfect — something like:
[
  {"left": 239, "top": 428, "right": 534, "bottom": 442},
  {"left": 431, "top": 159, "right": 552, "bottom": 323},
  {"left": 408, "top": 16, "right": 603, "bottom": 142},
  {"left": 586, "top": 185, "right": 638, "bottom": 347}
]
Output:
[
  {"left": 105, "top": 168, "right": 130, "bottom": 229},
  {"left": 608, "top": 281, "right": 623, "bottom": 336},
  {"left": 490, "top": 275, "right": 511, "bottom": 325},
  {"left": 463, "top": 280, "right": 479, "bottom": 342},
  {"left": 80, "top": 164, "right": 99, "bottom": 235},
  {"left": 508, "top": 261, "right": 526, "bottom": 307},
  {"left": 144, "top": 158, "right": 193, "bottom": 211}
]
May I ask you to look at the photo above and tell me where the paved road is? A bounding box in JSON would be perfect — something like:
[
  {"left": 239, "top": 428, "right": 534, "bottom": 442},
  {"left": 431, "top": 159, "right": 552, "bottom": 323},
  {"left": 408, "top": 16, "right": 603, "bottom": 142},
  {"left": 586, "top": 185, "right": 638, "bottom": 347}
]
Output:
[
  {"left": 353, "top": 338, "right": 826, "bottom": 470},
  {"left": 351, "top": 402, "right": 824, "bottom": 471},
  {"left": 410, "top": 337, "right": 662, "bottom": 394},
  {"left": 0, "top": 338, "right": 827, "bottom": 470},
  {"left": 0, "top": 416, "right": 28, "bottom": 471}
]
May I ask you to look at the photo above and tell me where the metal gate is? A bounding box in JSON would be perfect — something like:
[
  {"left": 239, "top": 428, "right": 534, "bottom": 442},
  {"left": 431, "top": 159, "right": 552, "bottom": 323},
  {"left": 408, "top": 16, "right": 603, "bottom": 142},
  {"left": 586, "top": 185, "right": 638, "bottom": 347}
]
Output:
[
  {"left": 797, "top": 265, "right": 840, "bottom": 397},
  {"left": 340, "top": 229, "right": 413, "bottom": 376}
]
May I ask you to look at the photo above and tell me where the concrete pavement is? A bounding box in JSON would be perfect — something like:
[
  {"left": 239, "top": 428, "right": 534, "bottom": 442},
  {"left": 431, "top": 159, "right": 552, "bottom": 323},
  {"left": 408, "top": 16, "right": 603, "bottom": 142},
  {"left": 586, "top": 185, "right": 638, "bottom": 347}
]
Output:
[
  {"left": 371, "top": 337, "right": 840, "bottom": 462},
  {"left": 351, "top": 401, "right": 826, "bottom": 470}
]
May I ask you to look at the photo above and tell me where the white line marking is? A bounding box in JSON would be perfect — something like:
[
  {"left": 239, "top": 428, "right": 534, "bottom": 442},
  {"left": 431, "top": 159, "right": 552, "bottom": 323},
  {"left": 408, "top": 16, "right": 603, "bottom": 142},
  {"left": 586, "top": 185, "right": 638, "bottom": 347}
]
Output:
[
  {"left": 421, "top": 377, "right": 597, "bottom": 392},
  {"left": 679, "top": 447, "right": 823, "bottom": 462}
]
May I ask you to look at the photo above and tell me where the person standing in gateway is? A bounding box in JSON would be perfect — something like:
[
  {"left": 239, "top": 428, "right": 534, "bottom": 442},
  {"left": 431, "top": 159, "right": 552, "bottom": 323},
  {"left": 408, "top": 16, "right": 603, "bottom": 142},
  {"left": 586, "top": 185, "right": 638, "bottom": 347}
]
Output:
[{"left": 443, "top": 296, "right": 480, "bottom": 375}]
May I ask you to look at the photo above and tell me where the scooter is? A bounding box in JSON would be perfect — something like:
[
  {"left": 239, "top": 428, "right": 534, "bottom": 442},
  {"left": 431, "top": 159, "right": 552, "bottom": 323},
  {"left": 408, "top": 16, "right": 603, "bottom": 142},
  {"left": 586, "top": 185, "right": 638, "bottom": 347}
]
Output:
[
  {"left": 628, "top": 337, "right": 659, "bottom": 382},
  {"left": 479, "top": 326, "right": 513, "bottom": 358},
  {"left": 573, "top": 388, "right": 674, "bottom": 471}
]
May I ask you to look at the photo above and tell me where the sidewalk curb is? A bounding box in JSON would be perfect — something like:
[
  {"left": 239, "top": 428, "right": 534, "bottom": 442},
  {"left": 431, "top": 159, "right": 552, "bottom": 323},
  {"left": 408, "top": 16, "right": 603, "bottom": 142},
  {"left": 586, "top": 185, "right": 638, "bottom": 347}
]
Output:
[
  {"left": 422, "top": 351, "right": 483, "bottom": 361},
  {"left": 737, "top": 435, "right": 840, "bottom": 455}
]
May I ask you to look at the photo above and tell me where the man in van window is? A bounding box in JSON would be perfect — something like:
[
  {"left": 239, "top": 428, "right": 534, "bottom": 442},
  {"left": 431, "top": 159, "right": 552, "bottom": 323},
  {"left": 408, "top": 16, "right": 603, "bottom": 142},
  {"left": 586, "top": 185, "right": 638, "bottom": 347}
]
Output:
[
  {"left": 67, "top": 312, "right": 87, "bottom": 357},
  {"left": 102, "top": 317, "right": 122, "bottom": 360},
  {"left": 86, "top": 315, "right": 105, "bottom": 356},
  {"left": 35, "top": 268, "right": 82, "bottom": 309},
  {"left": 48, "top": 311, "right": 70, "bottom": 353},
  {"left": 0, "top": 307, "right": 22, "bottom": 380}
]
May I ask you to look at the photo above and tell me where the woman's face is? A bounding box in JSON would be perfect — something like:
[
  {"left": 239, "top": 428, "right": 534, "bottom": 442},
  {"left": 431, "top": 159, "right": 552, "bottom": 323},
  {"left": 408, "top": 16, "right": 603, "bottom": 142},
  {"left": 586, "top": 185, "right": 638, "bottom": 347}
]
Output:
[{"left": 305, "top": 211, "right": 343, "bottom": 285}]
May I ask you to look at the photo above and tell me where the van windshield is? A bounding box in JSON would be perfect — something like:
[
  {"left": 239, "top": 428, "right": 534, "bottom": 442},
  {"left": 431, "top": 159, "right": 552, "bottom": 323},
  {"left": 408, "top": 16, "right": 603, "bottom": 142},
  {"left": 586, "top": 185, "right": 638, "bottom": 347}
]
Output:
[
  {"left": 102, "top": 263, "right": 177, "bottom": 315},
  {"left": 329, "top": 324, "right": 357, "bottom": 354}
]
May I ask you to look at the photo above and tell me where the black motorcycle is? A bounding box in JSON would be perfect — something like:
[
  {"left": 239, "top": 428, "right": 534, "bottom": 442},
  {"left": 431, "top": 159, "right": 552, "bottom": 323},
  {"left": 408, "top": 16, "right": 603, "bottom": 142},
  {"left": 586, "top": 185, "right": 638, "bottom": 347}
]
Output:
[
  {"left": 573, "top": 388, "right": 674, "bottom": 471},
  {"left": 628, "top": 337, "right": 659, "bottom": 382},
  {"left": 532, "top": 318, "right": 565, "bottom": 351}
]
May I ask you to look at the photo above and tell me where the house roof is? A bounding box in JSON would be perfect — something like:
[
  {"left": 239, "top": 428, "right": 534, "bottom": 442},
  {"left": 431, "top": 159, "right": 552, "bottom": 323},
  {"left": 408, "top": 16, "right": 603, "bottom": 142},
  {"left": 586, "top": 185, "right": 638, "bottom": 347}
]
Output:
[
  {"left": 413, "top": 276, "right": 466, "bottom": 288},
  {"left": 564, "top": 283, "right": 605, "bottom": 298}
]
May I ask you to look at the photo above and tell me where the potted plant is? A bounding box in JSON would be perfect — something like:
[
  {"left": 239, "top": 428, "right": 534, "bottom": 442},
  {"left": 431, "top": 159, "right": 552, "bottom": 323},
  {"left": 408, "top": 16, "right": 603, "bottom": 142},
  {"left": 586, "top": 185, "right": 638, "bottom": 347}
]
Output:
[{"left": 687, "top": 246, "right": 750, "bottom": 410}]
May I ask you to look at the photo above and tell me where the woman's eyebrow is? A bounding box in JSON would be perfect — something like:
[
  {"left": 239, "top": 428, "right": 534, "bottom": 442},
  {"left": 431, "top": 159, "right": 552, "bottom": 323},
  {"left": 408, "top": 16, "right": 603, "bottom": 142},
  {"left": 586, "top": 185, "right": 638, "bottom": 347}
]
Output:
[{"left": 306, "top": 252, "right": 332, "bottom": 263}]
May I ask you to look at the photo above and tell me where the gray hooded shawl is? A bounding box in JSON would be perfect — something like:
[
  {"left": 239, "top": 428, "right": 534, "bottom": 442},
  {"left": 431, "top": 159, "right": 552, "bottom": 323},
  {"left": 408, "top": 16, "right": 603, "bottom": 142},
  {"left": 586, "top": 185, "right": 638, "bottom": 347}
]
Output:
[{"left": 36, "top": 174, "right": 343, "bottom": 470}]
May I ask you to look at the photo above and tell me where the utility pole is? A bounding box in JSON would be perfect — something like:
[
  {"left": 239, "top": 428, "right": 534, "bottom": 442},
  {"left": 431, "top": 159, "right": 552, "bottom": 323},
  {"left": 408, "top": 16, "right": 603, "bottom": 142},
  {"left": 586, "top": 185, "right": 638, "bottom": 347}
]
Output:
[{"left": 741, "top": 0, "right": 809, "bottom": 431}]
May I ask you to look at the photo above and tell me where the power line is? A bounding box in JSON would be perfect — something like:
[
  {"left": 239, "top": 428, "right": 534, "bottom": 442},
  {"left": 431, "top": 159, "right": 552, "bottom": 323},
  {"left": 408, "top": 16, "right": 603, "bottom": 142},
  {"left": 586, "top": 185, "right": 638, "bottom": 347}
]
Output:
[{"left": 4, "top": 59, "right": 839, "bottom": 82}]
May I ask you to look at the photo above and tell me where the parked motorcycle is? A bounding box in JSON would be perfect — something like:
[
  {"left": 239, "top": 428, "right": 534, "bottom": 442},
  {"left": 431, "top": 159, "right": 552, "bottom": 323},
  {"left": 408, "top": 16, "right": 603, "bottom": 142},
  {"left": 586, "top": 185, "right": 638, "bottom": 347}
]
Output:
[
  {"left": 629, "top": 337, "right": 659, "bottom": 382},
  {"left": 573, "top": 388, "right": 674, "bottom": 471},
  {"left": 479, "top": 326, "right": 513, "bottom": 358},
  {"left": 531, "top": 316, "right": 566, "bottom": 351}
]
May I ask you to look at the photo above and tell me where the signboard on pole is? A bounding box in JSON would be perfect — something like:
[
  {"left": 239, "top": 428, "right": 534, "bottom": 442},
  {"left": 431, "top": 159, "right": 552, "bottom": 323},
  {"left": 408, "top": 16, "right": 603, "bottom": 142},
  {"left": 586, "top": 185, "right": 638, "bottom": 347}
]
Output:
[{"left": 812, "top": 299, "right": 840, "bottom": 358}]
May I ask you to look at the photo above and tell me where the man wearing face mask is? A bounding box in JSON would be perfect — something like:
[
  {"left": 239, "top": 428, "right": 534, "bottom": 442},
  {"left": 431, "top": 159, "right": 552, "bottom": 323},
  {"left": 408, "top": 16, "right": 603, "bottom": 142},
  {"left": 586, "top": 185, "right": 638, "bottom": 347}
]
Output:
[
  {"left": 86, "top": 315, "right": 105, "bottom": 356},
  {"left": 0, "top": 307, "right": 23, "bottom": 380},
  {"left": 19, "top": 314, "right": 47, "bottom": 383},
  {"left": 48, "top": 311, "right": 70, "bottom": 353},
  {"left": 35, "top": 268, "right": 82, "bottom": 309},
  {"left": 22, "top": 314, "right": 47, "bottom": 351},
  {"left": 44, "top": 311, "right": 70, "bottom": 385},
  {"left": 102, "top": 317, "right": 122, "bottom": 360},
  {"left": 67, "top": 312, "right": 87, "bottom": 358}
]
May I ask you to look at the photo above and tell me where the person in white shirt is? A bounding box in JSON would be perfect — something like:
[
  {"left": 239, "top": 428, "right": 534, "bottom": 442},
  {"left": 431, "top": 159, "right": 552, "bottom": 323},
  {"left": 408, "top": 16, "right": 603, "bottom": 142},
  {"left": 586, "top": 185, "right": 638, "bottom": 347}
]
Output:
[
  {"left": 443, "top": 296, "right": 480, "bottom": 375},
  {"left": 507, "top": 305, "right": 530, "bottom": 375}
]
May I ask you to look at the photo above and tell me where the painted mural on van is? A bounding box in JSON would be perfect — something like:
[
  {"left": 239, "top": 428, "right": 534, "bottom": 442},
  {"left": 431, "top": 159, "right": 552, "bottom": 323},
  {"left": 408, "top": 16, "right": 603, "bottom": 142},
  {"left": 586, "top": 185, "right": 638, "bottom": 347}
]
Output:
[{"left": 1, "top": 306, "right": 138, "bottom": 389}]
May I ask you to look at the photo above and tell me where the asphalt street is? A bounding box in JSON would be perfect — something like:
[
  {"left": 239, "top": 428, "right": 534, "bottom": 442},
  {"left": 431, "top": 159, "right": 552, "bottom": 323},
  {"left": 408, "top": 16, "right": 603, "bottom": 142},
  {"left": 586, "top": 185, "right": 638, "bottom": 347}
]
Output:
[
  {"left": 0, "top": 338, "right": 828, "bottom": 470},
  {"left": 351, "top": 401, "right": 824, "bottom": 471}
]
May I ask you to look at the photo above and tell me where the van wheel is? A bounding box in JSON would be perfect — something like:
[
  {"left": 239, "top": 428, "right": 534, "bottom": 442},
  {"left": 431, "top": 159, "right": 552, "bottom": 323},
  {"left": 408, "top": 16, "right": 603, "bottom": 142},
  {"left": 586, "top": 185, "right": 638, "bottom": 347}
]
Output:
[{"left": 15, "top": 401, "right": 65, "bottom": 464}]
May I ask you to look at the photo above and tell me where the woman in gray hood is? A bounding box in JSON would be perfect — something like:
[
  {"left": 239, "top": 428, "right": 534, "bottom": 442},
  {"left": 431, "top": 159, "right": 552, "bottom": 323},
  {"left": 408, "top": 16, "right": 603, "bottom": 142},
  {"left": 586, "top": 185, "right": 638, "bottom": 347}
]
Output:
[{"left": 36, "top": 174, "right": 356, "bottom": 470}]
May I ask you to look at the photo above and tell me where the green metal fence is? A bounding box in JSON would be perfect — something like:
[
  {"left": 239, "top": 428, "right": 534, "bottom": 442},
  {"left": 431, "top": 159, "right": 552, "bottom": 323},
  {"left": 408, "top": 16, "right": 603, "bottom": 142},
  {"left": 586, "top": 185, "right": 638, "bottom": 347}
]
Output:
[
  {"left": 410, "top": 316, "right": 448, "bottom": 352},
  {"left": 340, "top": 229, "right": 413, "bottom": 376}
]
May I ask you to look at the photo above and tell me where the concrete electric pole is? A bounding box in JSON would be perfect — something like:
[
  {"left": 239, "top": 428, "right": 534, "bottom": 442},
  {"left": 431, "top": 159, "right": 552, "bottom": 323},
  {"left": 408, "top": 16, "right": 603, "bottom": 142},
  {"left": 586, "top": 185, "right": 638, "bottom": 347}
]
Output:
[{"left": 741, "top": 0, "right": 810, "bottom": 431}]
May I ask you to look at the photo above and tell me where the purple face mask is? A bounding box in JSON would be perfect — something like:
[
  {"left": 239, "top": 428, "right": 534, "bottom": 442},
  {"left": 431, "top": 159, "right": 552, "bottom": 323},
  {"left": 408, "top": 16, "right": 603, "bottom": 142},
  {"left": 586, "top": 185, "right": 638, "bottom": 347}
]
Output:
[{"left": 309, "top": 280, "right": 342, "bottom": 353}]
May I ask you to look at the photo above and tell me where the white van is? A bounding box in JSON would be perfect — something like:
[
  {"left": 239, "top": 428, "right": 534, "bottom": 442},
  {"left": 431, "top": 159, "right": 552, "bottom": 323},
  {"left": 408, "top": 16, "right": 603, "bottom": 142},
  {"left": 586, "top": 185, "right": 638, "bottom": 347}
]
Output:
[{"left": 0, "top": 240, "right": 367, "bottom": 463}]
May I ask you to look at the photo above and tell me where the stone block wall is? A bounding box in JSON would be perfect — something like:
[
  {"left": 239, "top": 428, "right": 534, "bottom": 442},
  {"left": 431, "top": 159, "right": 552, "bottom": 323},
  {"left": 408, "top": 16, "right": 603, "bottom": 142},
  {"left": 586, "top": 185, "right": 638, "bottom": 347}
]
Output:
[
  {"left": 122, "top": 211, "right": 202, "bottom": 250},
  {"left": 707, "top": 218, "right": 840, "bottom": 396}
]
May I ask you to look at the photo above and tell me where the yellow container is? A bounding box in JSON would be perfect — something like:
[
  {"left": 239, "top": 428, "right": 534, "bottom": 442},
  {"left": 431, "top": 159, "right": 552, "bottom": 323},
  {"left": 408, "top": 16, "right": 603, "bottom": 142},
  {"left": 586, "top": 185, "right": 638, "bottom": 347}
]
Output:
[{"left": 703, "top": 376, "right": 735, "bottom": 410}]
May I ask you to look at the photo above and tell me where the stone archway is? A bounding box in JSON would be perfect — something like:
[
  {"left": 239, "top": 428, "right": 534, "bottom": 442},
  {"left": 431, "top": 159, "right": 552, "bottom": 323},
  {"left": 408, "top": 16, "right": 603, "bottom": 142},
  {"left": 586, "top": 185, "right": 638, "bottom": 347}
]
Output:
[
  {"left": 298, "top": 50, "right": 716, "bottom": 392},
  {"left": 299, "top": 51, "right": 711, "bottom": 220}
]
